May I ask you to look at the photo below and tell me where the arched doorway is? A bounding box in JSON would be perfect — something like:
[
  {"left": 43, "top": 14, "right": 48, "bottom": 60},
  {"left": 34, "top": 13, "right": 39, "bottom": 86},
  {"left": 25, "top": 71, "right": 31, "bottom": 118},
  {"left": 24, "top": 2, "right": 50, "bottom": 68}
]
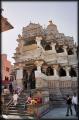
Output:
[
  {"left": 45, "top": 44, "right": 52, "bottom": 51},
  {"left": 58, "top": 67, "right": 66, "bottom": 77},
  {"left": 55, "top": 44, "right": 64, "bottom": 53},
  {"left": 67, "top": 48, "right": 73, "bottom": 55},
  {"left": 46, "top": 66, "right": 54, "bottom": 76},
  {"left": 69, "top": 68, "right": 77, "bottom": 77},
  {"left": 29, "top": 67, "right": 37, "bottom": 89}
]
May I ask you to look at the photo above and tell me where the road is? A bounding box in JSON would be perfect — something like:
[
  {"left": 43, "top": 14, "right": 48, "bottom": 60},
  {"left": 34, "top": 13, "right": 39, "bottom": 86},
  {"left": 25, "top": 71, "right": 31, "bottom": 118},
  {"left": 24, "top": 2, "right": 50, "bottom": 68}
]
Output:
[{"left": 41, "top": 106, "right": 78, "bottom": 120}]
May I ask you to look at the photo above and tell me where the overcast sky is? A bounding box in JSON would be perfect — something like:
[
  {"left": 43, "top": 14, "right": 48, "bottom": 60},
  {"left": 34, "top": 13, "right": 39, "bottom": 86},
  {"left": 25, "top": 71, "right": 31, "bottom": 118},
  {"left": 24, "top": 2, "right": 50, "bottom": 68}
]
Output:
[{"left": 2, "top": 1, "right": 77, "bottom": 65}]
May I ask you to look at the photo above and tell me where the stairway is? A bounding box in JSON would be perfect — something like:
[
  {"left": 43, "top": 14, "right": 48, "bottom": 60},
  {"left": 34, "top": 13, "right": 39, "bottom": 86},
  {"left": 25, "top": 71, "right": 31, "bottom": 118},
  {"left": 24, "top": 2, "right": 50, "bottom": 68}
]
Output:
[
  {"left": 49, "top": 88, "right": 66, "bottom": 108},
  {"left": 3, "top": 89, "right": 33, "bottom": 117},
  {"left": 3, "top": 94, "right": 13, "bottom": 105},
  {"left": 60, "top": 88, "right": 73, "bottom": 97}
]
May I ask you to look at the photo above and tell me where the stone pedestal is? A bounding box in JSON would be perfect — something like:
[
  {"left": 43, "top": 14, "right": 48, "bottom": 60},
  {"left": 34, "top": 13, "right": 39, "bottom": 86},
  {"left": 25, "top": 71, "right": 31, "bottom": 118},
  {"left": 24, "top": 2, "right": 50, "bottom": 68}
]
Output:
[
  {"left": 53, "top": 65, "right": 58, "bottom": 77},
  {"left": 36, "top": 36, "right": 42, "bottom": 48},
  {"left": 51, "top": 43, "right": 56, "bottom": 53},
  {"left": 63, "top": 46, "right": 67, "bottom": 55},
  {"left": 65, "top": 66, "right": 71, "bottom": 78}
]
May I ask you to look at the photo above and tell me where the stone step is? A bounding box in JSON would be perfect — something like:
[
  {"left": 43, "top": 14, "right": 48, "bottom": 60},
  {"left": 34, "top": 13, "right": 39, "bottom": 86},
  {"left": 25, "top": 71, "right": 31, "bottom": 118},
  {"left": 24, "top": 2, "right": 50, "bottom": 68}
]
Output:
[{"left": 8, "top": 106, "right": 18, "bottom": 109}]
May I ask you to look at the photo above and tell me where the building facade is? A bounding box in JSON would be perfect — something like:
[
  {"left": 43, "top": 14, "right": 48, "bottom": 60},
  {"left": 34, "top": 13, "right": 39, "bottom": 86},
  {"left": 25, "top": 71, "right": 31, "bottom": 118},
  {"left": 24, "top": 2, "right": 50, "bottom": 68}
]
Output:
[
  {"left": 1, "top": 54, "right": 12, "bottom": 83},
  {"left": 1, "top": 9, "right": 14, "bottom": 84},
  {"left": 13, "top": 20, "right": 78, "bottom": 98}
]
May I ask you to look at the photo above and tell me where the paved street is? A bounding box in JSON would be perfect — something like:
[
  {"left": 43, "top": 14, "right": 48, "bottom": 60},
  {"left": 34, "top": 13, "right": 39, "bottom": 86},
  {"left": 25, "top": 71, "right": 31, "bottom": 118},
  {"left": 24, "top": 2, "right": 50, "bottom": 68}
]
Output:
[
  {"left": 41, "top": 106, "right": 78, "bottom": 119},
  {"left": 2, "top": 106, "right": 78, "bottom": 120}
]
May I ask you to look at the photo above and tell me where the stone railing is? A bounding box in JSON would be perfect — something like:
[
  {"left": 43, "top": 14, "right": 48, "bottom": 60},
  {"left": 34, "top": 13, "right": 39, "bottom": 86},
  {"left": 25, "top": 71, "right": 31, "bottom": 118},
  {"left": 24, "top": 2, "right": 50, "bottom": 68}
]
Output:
[
  {"left": 16, "top": 47, "right": 43, "bottom": 62},
  {"left": 37, "top": 71, "right": 77, "bottom": 89},
  {"left": 22, "top": 44, "right": 37, "bottom": 52},
  {"left": 40, "top": 73, "right": 48, "bottom": 80},
  {"left": 71, "top": 77, "right": 77, "bottom": 81},
  {"left": 47, "top": 76, "right": 59, "bottom": 80},
  {"left": 35, "top": 71, "right": 48, "bottom": 88}
]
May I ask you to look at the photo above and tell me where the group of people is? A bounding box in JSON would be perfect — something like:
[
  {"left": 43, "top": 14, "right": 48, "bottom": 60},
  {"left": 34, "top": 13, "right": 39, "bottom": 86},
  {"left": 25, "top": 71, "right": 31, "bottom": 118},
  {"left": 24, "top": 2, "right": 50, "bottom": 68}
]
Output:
[
  {"left": 2, "top": 84, "right": 22, "bottom": 106},
  {"left": 65, "top": 92, "right": 78, "bottom": 116}
]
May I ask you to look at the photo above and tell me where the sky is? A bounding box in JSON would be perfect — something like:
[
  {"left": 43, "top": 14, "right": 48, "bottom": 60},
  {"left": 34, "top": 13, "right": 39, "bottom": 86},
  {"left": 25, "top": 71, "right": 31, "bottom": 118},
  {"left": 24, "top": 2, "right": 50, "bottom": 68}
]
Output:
[{"left": 2, "top": 1, "right": 77, "bottom": 65}]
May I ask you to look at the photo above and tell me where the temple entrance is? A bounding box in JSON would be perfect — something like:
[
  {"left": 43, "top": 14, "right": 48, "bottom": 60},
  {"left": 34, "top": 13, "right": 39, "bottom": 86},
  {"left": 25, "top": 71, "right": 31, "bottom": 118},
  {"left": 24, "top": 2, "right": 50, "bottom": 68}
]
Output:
[
  {"left": 23, "top": 69, "right": 28, "bottom": 89},
  {"left": 29, "top": 67, "right": 37, "bottom": 89},
  {"left": 23, "top": 66, "right": 37, "bottom": 90}
]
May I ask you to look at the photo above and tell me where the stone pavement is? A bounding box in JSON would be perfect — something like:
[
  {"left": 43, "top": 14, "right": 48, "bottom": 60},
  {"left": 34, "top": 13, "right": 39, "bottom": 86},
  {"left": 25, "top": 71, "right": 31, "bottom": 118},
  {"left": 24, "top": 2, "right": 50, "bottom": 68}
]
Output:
[{"left": 41, "top": 106, "right": 78, "bottom": 120}]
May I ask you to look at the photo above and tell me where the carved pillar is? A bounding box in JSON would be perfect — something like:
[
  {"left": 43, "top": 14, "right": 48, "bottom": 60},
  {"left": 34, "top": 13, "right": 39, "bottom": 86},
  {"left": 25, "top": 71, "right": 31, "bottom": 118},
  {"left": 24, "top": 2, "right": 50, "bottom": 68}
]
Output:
[
  {"left": 65, "top": 66, "right": 71, "bottom": 77},
  {"left": 16, "top": 66, "right": 23, "bottom": 88},
  {"left": 73, "top": 47, "right": 77, "bottom": 56},
  {"left": 51, "top": 43, "right": 56, "bottom": 53},
  {"left": 54, "top": 68, "right": 58, "bottom": 77},
  {"left": 63, "top": 46, "right": 67, "bottom": 55},
  {"left": 26, "top": 70, "right": 31, "bottom": 90},
  {"left": 35, "top": 60, "right": 44, "bottom": 73},
  {"left": 36, "top": 36, "right": 42, "bottom": 48},
  {"left": 53, "top": 65, "right": 58, "bottom": 77},
  {"left": 34, "top": 60, "right": 44, "bottom": 88}
]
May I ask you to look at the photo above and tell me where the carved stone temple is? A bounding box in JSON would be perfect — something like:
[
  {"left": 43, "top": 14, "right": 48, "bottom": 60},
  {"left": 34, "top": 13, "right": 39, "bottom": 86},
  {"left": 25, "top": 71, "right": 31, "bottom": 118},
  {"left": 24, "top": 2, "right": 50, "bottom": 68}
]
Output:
[{"left": 13, "top": 20, "right": 78, "bottom": 103}]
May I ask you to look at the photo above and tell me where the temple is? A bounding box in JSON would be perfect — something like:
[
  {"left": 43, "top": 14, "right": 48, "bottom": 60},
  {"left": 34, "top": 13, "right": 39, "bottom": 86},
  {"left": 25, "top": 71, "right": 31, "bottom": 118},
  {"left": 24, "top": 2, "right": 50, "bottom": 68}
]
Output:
[{"left": 13, "top": 20, "right": 78, "bottom": 104}]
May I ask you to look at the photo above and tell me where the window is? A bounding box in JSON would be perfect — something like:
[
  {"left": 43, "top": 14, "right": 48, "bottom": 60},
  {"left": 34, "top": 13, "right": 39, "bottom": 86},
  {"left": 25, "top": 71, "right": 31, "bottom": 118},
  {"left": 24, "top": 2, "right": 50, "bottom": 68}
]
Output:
[
  {"left": 69, "top": 68, "right": 77, "bottom": 77},
  {"left": 67, "top": 48, "right": 73, "bottom": 55},
  {"left": 24, "top": 39, "right": 36, "bottom": 46},
  {"left": 6, "top": 67, "right": 9, "bottom": 72},
  {"left": 46, "top": 66, "right": 54, "bottom": 76},
  {"left": 5, "top": 76, "right": 9, "bottom": 80},
  {"left": 45, "top": 44, "right": 52, "bottom": 51},
  {"left": 55, "top": 45, "right": 64, "bottom": 53},
  {"left": 58, "top": 68, "right": 66, "bottom": 77}
]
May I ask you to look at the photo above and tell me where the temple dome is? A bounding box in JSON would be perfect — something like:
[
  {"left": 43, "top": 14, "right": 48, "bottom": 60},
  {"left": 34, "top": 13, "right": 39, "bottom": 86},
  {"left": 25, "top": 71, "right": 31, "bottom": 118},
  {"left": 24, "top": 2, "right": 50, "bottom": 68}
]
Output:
[
  {"left": 46, "top": 20, "right": 58, "bottom": 34},
  {"left": 22, "top": 22, "right": 44, "bottom": 38}
]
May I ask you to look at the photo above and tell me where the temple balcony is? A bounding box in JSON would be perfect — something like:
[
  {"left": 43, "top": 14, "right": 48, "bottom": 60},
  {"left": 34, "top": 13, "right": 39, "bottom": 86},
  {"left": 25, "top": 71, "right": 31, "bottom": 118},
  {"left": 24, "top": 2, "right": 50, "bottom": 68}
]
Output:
[
  {"left": 45, "top": 50, "right": 54, "bottom": 54},
  {"left": 36, "top": 72, "right": 77, "bottom": 81},
  {"left": 22, "top": 44, "right": 37, "bottom": 52},
  {"left": 71, "top": 77, "right": 77, "bottom": 81}
]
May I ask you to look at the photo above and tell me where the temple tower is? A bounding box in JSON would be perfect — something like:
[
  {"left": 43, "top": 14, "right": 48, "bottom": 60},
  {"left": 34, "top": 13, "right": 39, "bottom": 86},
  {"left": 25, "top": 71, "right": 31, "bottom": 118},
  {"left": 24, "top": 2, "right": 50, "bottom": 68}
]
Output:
[{"left": 13, "top": 20, "right": 78, "bottom": 100}]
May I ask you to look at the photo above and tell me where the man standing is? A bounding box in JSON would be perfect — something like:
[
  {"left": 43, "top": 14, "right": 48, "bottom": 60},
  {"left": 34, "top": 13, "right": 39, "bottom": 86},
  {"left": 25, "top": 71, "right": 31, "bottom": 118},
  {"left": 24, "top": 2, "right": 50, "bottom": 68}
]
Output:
[
  {"left": 72, "top": 93, "right": 78, "bottom": 116},
  {"left": 66, "top": 94, "right": 73, "bottom": 116}
]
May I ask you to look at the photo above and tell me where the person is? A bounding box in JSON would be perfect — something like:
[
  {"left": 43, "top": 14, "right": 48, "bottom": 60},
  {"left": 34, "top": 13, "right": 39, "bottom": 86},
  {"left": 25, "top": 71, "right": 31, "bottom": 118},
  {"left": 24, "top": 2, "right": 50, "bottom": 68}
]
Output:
[
  {"left": 65, "top": 94, "right": 73, "bottom": 116},
  {"left": 9, "top": 82, "right": 13, "bottom": 94},
  {"left": 72, "top": 92, "right": 78, "bottom": 116},
  {"left": 3, "top": 86, "right": 10, "bottom": 95},
  {"left": 16, "top": 86, "right": 22, "bottom": 95},
  {"left": 26, "top": 96, "right": 32, "bottom": 104},
  {"left": 13, "top": 92, "right": 18, "bottom": 106},
  {"left": 3, "top": 86, "right": 10, "bottom": 102}
]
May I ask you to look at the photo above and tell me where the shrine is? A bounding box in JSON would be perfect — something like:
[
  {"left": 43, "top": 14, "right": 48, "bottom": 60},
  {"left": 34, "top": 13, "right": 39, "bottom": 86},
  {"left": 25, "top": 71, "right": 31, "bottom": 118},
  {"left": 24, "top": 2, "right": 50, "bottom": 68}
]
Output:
[{"left": 13, "top": 20, "right": 78, "bottom": 107}]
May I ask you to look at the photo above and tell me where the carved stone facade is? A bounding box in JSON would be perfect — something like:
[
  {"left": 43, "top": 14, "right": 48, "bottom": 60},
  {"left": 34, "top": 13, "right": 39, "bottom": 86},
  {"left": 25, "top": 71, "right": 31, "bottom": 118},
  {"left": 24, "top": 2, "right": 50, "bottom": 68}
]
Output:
[{"left": 13, "top": 20, "right": 78, "bottom": 99}]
